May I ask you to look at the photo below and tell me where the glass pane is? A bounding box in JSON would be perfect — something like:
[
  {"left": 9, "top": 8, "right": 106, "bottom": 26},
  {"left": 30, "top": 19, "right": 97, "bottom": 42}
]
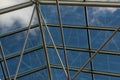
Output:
[
  {"left": 60, "top": 6, "right": 85, "bottom": 25},
  {"left": 0, "top": 6, "right": 36, "bottom": 34},
  {"left": 48, "top": 48, "right": 90, "bottom": 69},
  {"left": 52, "top": 68, "right": 92, "bottom": 80},
  {"left": 6, "top": 49, "right": 46, "bottom": 76},
  {"left": 0, "top": 28, "right": 41, "bottom": 56},
  {"left": 94, "top": 74, "right": 120, "bottom": 80},
  {"left": 0, "top": 0, "right": 30, "bottom": 9},
  {"left": 63, "top": 28, "right": 88, "bottom": 48},
  {"left": 41, "top": 5, "right": 58, "bottom": 24},
  {"left": 44, "top": 27, "right": 62, "bottom": 46},
  {"left": 90, "top": 30, "right": 120, "bottom": 52},
  {"left": 93, "top": 53, "right": 120, "bottom": 73},
  {"left": 88, "top": 7, "right": 120, "bottom": 28},
  {"left": 17, "top": 69, "right": 49, "bottom": 80},
  {"left": 0, "top": 65, "right": 4, "bottom": 80}
]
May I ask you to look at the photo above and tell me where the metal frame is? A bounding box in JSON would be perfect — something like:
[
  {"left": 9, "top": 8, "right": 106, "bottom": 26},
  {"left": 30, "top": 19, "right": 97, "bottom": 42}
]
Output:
[
  {"left": 55, "top": 0, "right": 70, "bottom": 79},
  {"left": 1, "top": 0, "right": 120, "bottom": 80},
  {"left": 39, "top": 1, "right": 120, "bottom": 7},
  {"left": 35, "top": 1, "right": 53, "bottom": 80}
]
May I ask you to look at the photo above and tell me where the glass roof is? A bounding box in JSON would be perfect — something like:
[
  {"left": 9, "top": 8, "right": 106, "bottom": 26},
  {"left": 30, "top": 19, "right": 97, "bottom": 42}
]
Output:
[{"left": 0, "top": 0, "right": 120, "bottom": 80}]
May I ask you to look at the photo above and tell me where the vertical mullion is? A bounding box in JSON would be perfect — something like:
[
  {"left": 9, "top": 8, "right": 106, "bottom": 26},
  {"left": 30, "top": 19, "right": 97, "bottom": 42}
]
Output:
[
  {"left": 0, "top": 44, "right": 11, "bottom": 80},
  {"left": 55, "top": 0, "right": 70, "bottom": 80},
  {"left": 35, "top": 1, "right": 53, "bottom": 80},
  {"left": 84, "top": 5, "right": 94, "bottom": 80},
  {"left": 0, "top": 61, "right": 7, "bottom": 80}
]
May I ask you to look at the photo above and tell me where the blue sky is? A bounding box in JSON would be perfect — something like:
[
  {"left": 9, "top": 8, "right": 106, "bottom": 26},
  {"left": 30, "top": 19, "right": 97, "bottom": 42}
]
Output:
[{"left": 1, "top": 0, "right": 120, "bottom": 80}]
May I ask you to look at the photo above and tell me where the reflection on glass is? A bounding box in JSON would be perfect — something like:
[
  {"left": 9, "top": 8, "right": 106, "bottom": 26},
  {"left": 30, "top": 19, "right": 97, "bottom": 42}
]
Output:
[
  {"left": 90, "top": 30, "right": 120, "bottom": 52},
  {"left": 0, "top": 0, "right": 30, "bottom": 9},
  {"left": 41, "top": 5, "right": 58, "bottom": 24},
  {"left": 88, "top": 7, "right": 120, "bottom": 27},
  {"left": 63, "top": 28, "right": 88, "bottom": 48},
  {"left": 6, "top": 49, "right": 46, "bottom": 76},
  {"left": 0, "top": 6, "right": 35, "bottom": 34},
  {"left": 0, "top": 28, "right": 41, "bottom": 56},
  {"left": 52, "top": 69, "right": 92, "bottom": 80},
  {"left": 93, "top": 54, "right": 120, "bottom": 73},
  {"left": 44, "top": 27, "right": 62, "bottom": 46},
  {"left": 94, "top": 74, "right": 120, "bottom": 80},
  {"left": 17, "top": 69, "right": 49, "bottom": 80},
  {"left": 60, "top": 5, "right": 85, "bottom": 25}
]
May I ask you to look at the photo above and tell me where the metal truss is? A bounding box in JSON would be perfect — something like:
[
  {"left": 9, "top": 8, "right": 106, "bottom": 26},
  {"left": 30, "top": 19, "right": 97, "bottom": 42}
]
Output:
[
  {"left": 1, "top": 0, "right": 120, "bottom": 80},
  {"left": 39, "top": 0, "right": 120, "bottom": 7}
]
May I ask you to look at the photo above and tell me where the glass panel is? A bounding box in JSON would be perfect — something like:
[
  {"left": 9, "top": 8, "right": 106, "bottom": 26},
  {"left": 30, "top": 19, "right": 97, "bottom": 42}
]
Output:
[
  {"left": 88, "top": 7, "right": 120, "bottom": 28},
  {"left": 48, "top": 48, "right": 65, "bottom": 65},
  {"left": 90, "top": 30, "right": 120, "bottom": 52},
  {"left": 64, "top": 28, "right": 88, "bottom": 48},
  {"left": 60, "top": 6, "right": 85, "bottom": 25},
  {"left": 0, "top": 0, "right": 30, "bottom": 9},
  {"left": 0, "top": 65, "right": 4, "bottom": 80},
  {"left": 44, "top": 27, "right": 62, "bottom": 46},
  {"left": 17, "top": 69, "right": 49, "bottom": 80},
  {"left": 45, "top": 27, "right": 88, "bottom": 48},
  {"left": 93, "top": 53, "right": 120, "bottom": 73},
  {"left": 6, "top": 49, "right": 46, "bottom": 76},
  {"left": 41, "top": 5, "right": 85, "bottom": 25},
  {"left": 94, "top": 74, "right": 120, "bottom": 80},
  {"left": 70, "top": 71, "right": 92, "bottom": 80},
  {"left": 48, "top": 48, "right": 90, "bottom": 69},
  {"left": 52, "top": 68, "right": 92, "bottom": 80},
  {"left": 0, "top": 28, "right": 41, "bottom": 56},
  {"left": 0, "top": 6, "right": 36, "bottom": 34},
  {"left": 41, "top": 5, "right": 58, "bottom": 24}
]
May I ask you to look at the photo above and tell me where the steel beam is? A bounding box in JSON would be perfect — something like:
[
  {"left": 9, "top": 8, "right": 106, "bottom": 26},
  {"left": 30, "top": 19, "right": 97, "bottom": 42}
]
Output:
[
  {"left": 39, "top": 1, "right": 120, "bottom": 7},
  {"left": 0, "top": 45, "right": 43, "bottom": 62},
  {"left": 0, "top": 1, "right": 33, "bottom": 14},
  {"left": 35, "top": 1, "right": 53, "bottom": 80},
  {"left": 0, "top": 24, "right": 39, "bottom": 38},
  {"left": 72, "top": 26, "right": 120, "bottom": 80},
  {"left": 11, "top": 64, "right": 120, "bottom": 79},
  {"left": 12, "top": 65, "right": 47, "bottom": 79},
  {"left": 55, "top": 0, "right": 70, "bottom": 79},
  {"left": 10, "top": 64, "right": 120, "bottom": 79},
  {"left": 51, "top": 64, "right": 120, "bottom": 77},
  {"left": 1, "top": 24, "right": 120, "bottom": 38},
  {"left": 0, "top": 45, "right": 120, "bottom": 63},
  {"left": 0, "top": 43, "right": 11, "bottom": 80}
]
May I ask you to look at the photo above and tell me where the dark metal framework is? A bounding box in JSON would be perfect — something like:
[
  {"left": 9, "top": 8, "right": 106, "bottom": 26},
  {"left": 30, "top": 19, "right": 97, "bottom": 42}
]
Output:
[{"left": 0, "top": 0, "right": 120, "bottom": 80}]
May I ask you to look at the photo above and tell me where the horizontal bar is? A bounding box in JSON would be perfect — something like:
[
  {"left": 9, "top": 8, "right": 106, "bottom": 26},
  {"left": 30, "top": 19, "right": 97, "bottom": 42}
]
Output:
[
  {"left": 47, "top": 24, "right": 120, "bottom": 31},
  {"left": 1, "top": 24, "right": 120, "bottom": 38},
  {"left": 0, "top": 45, "right": 43, "bottom": 62},
  {"left": 39, "top": 1, "right": 120, "bottom": 7},
  {"left": 12, "top": 65, "right": 47, "bottom": 79},
  {"left": 14, "top": 64, "right": 120, "bottom": 79},
  {"left": 0, "top": 1, "right": 33, "bottom": 14},
  {"left": 51, "top": 64, "right": 120, "bottom": 77},
  {"left": 0, "top": 24, "right": 39, "bottom": 38},
  {"left": 47, "top": 45, "right": 120, "bottom": 55},
  {"left": 0, "top": 45, "right": 120, "bottom": 62},
  {"left": 11, "top": 64, "right": 120, "bottom": 79}
]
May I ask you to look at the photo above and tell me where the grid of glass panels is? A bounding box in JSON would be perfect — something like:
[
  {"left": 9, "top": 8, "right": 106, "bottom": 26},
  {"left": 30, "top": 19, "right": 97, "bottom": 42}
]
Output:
[{"left": 0, "top": 0, "right": 120, "bottom": 80}]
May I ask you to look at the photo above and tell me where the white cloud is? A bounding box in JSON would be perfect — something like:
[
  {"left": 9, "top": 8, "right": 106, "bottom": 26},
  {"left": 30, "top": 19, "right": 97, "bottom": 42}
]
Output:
[
  {"left": 88, "top": 0, "right": 119, "bottom": 14},
  {"left": 92, "top": 7, "right": 117, "bottom": 15},
  {"left": 0, "top": 0, "right": 37, "bottom": 35},
  {"left": 0, "top": 0, "right": 30, "bottom": 9}
]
